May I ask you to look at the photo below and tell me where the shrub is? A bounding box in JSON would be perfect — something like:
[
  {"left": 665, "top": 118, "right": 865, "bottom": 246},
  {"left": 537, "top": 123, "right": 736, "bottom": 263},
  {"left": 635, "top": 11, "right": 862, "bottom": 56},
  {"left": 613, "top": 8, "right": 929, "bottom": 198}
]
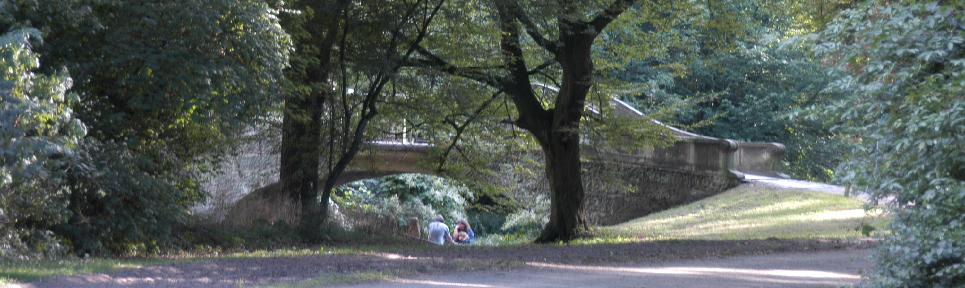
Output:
[
  {"left": 334, "top": 174, "right": 472, "bottom": 232},
  {"left": 500, "top": 194, "right": 549, "bottom": 237},
  {"left": 1, "top": 28, "right": 198, "bottom": 257},
  {"left": 1, "top": 28, "right": 81, "bottom": 260},
  {"left": 814, "top": 1, "right": 965, "bottom": 286},
  {"left": 53, "top": 141, "right": 196, "bottom": 256}
]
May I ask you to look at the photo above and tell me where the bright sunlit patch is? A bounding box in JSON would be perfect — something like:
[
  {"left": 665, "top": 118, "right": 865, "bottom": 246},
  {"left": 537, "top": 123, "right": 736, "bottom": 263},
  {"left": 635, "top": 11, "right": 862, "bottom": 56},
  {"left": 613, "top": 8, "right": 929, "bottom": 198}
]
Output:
[
  {"left": 526, "top": 262, "right": 861, "bottom": 279},
  {"left": 744, "top": 199, "right": 822, "bottom": 215},
  {"left": 380, "top": 253, "right": 403, "bottom": 259},
  {"left": 802, "top": 209, "right": 865, "bottom": 221},
  {"left": 377, "top": 253, "right": 423, "bottom": 260},
  {"left": 394, "top": 279, "right": 500, "bottom": 287}
]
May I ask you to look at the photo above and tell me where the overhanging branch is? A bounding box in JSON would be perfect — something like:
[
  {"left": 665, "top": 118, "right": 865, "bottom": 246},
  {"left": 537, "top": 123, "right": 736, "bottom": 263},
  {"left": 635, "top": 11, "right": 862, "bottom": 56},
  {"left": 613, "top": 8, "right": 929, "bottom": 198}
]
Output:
[
  {"left": 503, "top": 1, "right": 561, "bottom": 55},
  {"left": 407, "top": 45, "right": 506, "bottom": 89},
  {"left": 590, "top": 0, "right": 637, "bottom": 33}
]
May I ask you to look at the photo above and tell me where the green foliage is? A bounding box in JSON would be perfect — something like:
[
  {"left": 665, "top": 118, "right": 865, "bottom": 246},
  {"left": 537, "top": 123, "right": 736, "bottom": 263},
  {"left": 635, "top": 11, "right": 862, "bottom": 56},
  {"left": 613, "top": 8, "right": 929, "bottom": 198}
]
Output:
[
  {"left": 0, "top": 30, "right": 196, "bottom": 254},
  {"left": 463, "top": 212, "right": 505, "bottom": 237},
  {"left": 500, "top": 194, "right": 550, "bottom": 237},
  {"left": 53, "top": 141, "right": 194, "bottom": 256},
  {"left": 1, "top": 0, "right": 291, "bottom": 196},
  {"left": 334, "top": 174, "right": 471, "bottom": 229},
  {"left": 1, "top": 28, "right": 80, "bottom": 260},
  {"left": 617, "top": 0, "right": 845, "bottom": 182},
  {"left": 1, "top": 0, "right": 292, "bottom": 256},
  {"left": 813, "top": 0, "right": 965, "bottom": 286}
]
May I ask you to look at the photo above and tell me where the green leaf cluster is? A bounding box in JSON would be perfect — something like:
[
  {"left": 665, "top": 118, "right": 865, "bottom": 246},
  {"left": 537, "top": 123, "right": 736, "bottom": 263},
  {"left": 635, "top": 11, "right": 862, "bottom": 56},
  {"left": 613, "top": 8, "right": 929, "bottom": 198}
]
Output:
[
  {"left": 1, "top": 28, "right": 80, "bottom": 260},
  {"left": 814, "top": 0, "right": 965, "bottom": 286},
  {"left": 334, "top": 174, "right": 471, "bottom": 229},
  {"left": 1, "top": 0, "right": 291, "bottom": 195},
  {"left": 0, "top": 28, "right": 199, "bottom": 257},
  {"left": 1, "top": 0, "right": 292, "bottom": 256},
  {"left": 615, "top": 0, "right": 845, "bottom": 181}
]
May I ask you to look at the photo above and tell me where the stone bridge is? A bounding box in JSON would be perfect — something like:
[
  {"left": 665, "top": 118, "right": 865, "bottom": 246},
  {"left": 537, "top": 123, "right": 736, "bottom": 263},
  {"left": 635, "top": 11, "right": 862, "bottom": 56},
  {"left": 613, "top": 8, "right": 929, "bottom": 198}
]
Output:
[
  {"left": 342, "top": 98, "right": 788, "bottom": 225},
  {"left": 217, "top": 97, "right": 786, "bottom": 225}
]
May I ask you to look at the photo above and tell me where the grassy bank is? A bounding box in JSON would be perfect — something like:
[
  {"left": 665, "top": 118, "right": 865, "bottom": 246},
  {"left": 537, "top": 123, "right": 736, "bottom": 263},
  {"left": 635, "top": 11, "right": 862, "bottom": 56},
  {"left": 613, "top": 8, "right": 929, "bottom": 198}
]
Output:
[
  {"left": 0, "top": 258, "right": 175, "bottom": 284},
  {"left": 598, "top": 183, "right": 886, "bottom": 241}
]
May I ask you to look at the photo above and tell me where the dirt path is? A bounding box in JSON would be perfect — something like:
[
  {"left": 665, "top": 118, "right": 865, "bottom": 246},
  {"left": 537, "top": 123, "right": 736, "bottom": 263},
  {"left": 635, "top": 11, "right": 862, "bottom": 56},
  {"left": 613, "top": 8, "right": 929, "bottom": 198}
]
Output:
[
  {"left": 5, "top": 238, "right": 876, "bottom": 288},
  {"left": 332, "top": 249, "right": 873, "bottom": 288}
]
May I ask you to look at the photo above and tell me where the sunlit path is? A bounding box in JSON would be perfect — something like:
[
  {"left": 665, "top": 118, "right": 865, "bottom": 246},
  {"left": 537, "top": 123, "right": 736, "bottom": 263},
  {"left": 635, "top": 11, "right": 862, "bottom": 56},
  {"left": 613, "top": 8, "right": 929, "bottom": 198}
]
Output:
[{"left": 329, "top": 249, "right": 872, "bottom": 288}]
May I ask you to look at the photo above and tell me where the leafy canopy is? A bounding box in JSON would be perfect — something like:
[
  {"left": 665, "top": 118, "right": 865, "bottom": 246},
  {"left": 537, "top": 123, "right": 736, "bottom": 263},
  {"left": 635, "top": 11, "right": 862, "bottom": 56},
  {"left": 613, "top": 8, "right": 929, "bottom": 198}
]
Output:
[
  {"left": 814, "top": 0, "right": 965, "bottom": 286},
  {"left": 1, "top": 28, "right": 81, "bottom": 260},
  {"left": 1, "top": 0, "right": 291, "bottom": 195},
  {"left": 618, "top": 0, "right": 846, "bottom": 181}
]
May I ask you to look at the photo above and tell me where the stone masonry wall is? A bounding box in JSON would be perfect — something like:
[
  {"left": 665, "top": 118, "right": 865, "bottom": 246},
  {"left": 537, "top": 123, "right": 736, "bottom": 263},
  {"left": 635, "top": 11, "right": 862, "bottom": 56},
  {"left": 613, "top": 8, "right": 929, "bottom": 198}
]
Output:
[{"left": 583, "top": 161, "right": 739, "bottom": 225}]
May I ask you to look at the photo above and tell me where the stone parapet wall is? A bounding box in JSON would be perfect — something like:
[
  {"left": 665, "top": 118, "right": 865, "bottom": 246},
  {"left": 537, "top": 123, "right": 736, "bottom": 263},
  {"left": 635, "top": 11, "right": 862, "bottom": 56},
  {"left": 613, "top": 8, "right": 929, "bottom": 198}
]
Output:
[
  {"left": 583, "top": 161, "right": 740, "bottom": 225},
  {"left": 735, "top": 142, "right": 789, "bottom": 178},
  {"left": 583, "top": 135, "right": 744, "bottom": 225}
]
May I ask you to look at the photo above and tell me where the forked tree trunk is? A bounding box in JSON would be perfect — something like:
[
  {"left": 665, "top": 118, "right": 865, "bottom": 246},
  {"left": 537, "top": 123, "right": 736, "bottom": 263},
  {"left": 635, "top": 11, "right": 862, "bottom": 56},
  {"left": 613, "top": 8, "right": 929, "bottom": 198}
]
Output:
[
  {"left": 278, "top": 0, "right": 344, "bottom": 235},
  {"left": 418, "top": 0, "right": 632, "bottom": 243},
  {"left": 532, "top": 19, "right": 597, "bottom": 243}
]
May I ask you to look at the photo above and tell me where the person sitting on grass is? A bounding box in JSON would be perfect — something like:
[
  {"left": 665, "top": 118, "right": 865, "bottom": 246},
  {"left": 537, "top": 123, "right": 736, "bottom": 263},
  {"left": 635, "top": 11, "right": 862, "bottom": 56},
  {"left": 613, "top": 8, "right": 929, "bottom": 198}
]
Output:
[
  {"left": 406, "top": 217, "right": 420, "bottom": 239},
  {"left": 453, "top": 218, "right": 475, "bottom": 244},
  {"left": 427, "top": 214, "right": 455, "bottom": 245},
  {"left": 454, "top": 231, "right": 469, "bottom": 243}
]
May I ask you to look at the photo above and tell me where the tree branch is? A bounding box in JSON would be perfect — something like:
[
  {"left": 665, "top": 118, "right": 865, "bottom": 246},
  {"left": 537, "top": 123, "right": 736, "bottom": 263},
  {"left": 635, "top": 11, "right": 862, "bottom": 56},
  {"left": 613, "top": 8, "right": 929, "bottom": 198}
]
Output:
[
  {"left": 435, "top": 90, "right": 503, "bottom": 173},
  {"left": 503, "top": 1, "right": 561, "bottom": 55},
  {"left": 589, "top": 0, "right": 637, "bottom": 34},
  {"left": 407, "top": 46, "right": 505, "bottom": 88},
  {"left": 528, "top": 59, "right": 558, "bottom": 75}
]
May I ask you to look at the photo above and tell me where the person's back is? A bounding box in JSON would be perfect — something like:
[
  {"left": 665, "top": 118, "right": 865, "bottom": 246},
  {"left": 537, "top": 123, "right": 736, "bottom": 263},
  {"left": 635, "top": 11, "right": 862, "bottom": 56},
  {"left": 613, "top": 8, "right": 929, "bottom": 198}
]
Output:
[{"left": 427, "top": 215, "right": 451, "bottom": 245}]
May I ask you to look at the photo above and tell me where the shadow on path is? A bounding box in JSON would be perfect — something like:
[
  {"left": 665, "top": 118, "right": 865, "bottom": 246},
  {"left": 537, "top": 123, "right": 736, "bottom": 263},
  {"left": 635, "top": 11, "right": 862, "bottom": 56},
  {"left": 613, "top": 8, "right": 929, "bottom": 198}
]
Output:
[{"left": 333, "top": 249, "right": 872, "bottom": 288}]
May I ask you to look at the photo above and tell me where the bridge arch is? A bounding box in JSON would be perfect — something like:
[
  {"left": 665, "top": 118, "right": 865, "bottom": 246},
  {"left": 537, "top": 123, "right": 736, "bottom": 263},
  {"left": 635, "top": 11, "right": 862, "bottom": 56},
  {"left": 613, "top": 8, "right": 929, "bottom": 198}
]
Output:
[{"left": 206, "top": 96, "right": 788, "bottom": 226}]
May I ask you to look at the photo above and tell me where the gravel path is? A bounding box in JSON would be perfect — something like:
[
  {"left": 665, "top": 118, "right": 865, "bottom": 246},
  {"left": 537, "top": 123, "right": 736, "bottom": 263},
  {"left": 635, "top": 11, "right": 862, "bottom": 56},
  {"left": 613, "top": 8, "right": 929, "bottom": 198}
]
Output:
[
  {"left": 330, "top": 249, "right": 873, "bottom": 288},
  {"left": 5, "top": 238, "right": 876, "bottom": 288}
]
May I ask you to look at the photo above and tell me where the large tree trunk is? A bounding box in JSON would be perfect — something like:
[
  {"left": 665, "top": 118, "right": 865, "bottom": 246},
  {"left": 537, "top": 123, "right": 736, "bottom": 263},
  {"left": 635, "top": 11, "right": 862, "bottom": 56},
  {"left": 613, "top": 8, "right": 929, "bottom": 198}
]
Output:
[
  {"left": 534, "top": 134, "right": 588, "bottom": 242},
  {"left": 417, "top": 0, "right": 632, "bottom": 243},
  {"left": 278, "top": 0, "right": 344, "bottom": 235},
  {"left": 280, "top": 88, "right": 326, "bottom": 231},
  {"left": 532, "top": 20, "right": 597, "bottom": 243}
]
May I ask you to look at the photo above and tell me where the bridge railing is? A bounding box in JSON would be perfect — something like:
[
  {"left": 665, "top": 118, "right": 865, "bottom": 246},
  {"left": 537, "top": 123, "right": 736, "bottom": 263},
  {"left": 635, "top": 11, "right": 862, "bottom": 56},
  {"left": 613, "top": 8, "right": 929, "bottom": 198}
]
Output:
[
  {"left": 735, "top": 142, "right": 789, "bottom": 178},
  {"left": 609, "top": 98, "right": 788, "bottom": 179}
]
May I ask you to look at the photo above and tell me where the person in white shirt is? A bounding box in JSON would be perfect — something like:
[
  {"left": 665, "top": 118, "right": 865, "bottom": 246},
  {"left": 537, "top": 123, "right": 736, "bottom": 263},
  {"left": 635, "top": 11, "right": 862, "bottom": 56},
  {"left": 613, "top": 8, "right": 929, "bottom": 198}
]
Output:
[{"left": 427, "top": 214, "right": 455, "bottom": 245}]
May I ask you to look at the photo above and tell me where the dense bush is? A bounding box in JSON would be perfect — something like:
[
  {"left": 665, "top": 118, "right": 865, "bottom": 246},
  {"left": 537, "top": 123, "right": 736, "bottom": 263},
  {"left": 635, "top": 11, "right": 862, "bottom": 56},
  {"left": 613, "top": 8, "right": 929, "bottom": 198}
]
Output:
[
  {"left": 53, "top": 141, "right": 195, "bottom": 256},
  {"left": 814, "top": 1, "right": 965, "bottom": 286},
  {"left": 334, "top": 174, "right": 472, "bottom": 231},
  {"left": 1, "top": 28, "right": 196, "bottom": 257},
  {"left": 1, "top": 28, "right": 81, "bottom": 260}
]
